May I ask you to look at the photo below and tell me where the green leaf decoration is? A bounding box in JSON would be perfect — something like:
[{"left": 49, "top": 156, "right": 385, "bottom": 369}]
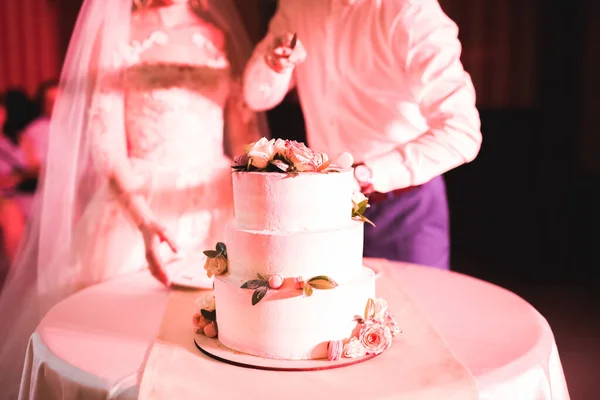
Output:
[
  {"left": 216, "top": 242, "right": 227, "bottom": 258},
  {"left": 356, "top": 200, "right": 369, "bottom": 215},
  {"left": 307, "top": 275, "right": 338, "bottom": 290},
  {"left": 241, "top": 279, "right": 269, "bottom": 289},
  {"left": 201, "top": 309, "right": 217, "bottom": 321},
  {"left": 354, "top": 215, "right": 376, "bottom": 227},
  {"left": 364, "top": 298, "right": 374, "bottom": 320},
  {"left": 257, "top": 273, "right": 267, "bottom": 281},
  {"left": 351, "top": 198, "right": 376, "bottom": 227},
  {"left": 252, "top": 286, "right": 269, "bottom": 306},
  {"left": 303, "top": 284, "right": 313, "bottom": 297},
  {"left": 203, "top": 250, "right": 220, "bottom": 258}
]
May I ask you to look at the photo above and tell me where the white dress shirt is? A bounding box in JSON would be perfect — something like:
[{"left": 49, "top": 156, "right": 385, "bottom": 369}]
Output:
[{"left": 244, "top": 0, "right": 482, "bottom": 193}]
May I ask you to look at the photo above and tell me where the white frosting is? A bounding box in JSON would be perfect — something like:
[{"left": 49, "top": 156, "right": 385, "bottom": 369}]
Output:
[
  {"left": 215, "top": 267, "right": 376, "bottom": 360},
  {"left": 227, "top": 222, "right": 364, "bottom": 281},
  {"left": 232, "top": 170, "right": 354, "bottom": 231},
  {"left": 214, "top": 166, "right": 374, "bottom": 360}
]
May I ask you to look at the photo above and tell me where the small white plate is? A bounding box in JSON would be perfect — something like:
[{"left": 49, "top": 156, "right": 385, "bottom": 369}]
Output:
[{"left": 167, "top": 254, "right": 214, "bottom": 289}]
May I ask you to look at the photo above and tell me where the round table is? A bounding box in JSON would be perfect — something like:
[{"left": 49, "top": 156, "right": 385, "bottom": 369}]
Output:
[{"left": 21, "top": 260, "right": 569, "bottom": 400}]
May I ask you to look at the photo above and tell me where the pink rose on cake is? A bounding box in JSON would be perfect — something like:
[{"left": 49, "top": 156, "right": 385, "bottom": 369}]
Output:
[
  {"left": 285, "top": 140, "right": 329, "bottom": 172},
  {"left": 245, "top": 137, "right": 276, "bottom": 169},
  {"left": 342, "top": 337, "right": 367, "bottom": 359},
  {"left": 233, "top": 153, "right": 250, "bottom": 167},
  {"left": 359, "top": 320, "right": 393, "bottom": 355}
]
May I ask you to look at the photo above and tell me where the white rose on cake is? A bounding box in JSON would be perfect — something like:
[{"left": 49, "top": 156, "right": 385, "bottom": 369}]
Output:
[
  {"left": 352, "top": 191, "right": 368, "bottom": 206},
  {"left": 246, "top": 137, "right": 276, "bottom": 169},
  {"left": 273, "top": 138, "right": 288, "bottom": 156},
  {"left": 196, "top": 293, "right": 216, "bottom": 312},
  {"left": 342, "top": 337, "right": 367, "bottom": 358}
]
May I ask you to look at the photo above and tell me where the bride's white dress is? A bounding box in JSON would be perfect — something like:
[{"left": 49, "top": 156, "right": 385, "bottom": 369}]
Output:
[
  {"left": 0, "top": 9, "right": 245, "bottom": 398},
  {"left": 73, "top": 13, "right": 236, "bottom": 287}
]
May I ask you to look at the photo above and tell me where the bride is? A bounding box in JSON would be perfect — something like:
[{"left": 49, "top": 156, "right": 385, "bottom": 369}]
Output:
[{"left": 0, "top": 0, "right": 268, "bottom": 396}]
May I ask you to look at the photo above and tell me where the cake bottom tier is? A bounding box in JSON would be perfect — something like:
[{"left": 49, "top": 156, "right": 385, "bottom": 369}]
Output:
[{"left": 214, "top": 267, "right": 376, "bottom": 360}]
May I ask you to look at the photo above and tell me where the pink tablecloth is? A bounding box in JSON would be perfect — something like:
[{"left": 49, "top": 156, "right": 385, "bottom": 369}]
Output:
[{"left": 20, "top": 260, "right": 570, "bottom": 400}]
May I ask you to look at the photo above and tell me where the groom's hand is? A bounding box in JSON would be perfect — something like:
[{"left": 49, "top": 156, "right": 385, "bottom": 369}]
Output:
[{"left": 265, "top": 33, "right": 306, "bottom": 73}]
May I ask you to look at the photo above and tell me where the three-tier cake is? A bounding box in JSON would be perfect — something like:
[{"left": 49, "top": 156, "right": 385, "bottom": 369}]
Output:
[{"left": 194, "top": 138, "right": 399, "bottom": 363}]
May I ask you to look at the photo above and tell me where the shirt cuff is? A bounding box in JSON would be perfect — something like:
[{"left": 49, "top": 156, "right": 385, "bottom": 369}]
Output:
[
  {"left": 244, "top": 56, "right": 294, "bottom": 110},
  {"left": 364, "top": 150, "right": 413, "bottom": 193}
]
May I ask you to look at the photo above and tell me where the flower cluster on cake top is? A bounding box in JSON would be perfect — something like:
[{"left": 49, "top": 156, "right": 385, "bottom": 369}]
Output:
[{"left": 232, "top": 137, "right": 334, "bottom": 174}]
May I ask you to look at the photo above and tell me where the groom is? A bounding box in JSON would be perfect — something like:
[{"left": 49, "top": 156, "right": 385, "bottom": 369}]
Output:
[{"left": 243, "top": 0, "right": 482, "bottom": 269}]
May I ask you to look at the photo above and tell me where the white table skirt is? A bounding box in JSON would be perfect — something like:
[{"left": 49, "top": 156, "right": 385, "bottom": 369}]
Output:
[{"left": 20, "top": 260, "right": 570, "bottom": 400}]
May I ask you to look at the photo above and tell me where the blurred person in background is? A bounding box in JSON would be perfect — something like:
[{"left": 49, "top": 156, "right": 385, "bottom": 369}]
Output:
[
  {"left": 0, "top": 90, "right": 36, "bottom": 266},
  {"left": 20, "top": 79, "right": 59, "bottom": 183}
]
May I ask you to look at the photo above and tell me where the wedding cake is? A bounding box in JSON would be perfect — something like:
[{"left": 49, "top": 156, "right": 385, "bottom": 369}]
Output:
[{"left": 193, "top": 138, "right": 400, "bottom": 362}]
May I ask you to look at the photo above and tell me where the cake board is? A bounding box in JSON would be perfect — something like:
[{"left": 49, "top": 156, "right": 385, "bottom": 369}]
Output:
[{"left": 194, "top": 334, "right": 378, "bottom": 371}]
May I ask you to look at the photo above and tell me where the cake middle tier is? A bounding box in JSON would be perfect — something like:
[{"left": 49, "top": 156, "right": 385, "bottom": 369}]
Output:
[
  {"left": 227, "top": 221, "right": 364, "bottom": 281},
  {"left": 214, "top": 267, "right": 376, "bottom": 360}
]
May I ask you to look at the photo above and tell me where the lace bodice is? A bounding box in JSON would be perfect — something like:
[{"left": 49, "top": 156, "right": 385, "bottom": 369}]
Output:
[
  {"left": 124, "top": 63, "right": 230, "bottom": 169},
  {"left": 123, "top": 5, "right": 232, "bottom": 170}
]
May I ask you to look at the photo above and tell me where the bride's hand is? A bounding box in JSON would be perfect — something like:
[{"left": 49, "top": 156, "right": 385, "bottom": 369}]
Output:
[{"left": 140, "top": 219, "right": 179, "bottom": 287}]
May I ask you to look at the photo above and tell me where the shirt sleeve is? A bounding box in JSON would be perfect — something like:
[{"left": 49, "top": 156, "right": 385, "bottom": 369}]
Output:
[
  {"left": 366, "top": 0, "right": 482, "bottom": 192},
  {"left": 243, "top": 3, "right": 296, "bottom": 111}
]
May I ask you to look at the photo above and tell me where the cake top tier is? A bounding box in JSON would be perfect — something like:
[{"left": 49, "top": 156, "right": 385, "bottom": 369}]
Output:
[{"left": 230, "top": 138, "right": 365, "bottom": 232}]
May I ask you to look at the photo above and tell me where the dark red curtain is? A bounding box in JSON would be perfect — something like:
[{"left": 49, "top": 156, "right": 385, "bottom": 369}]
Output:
[{"left": 0, "top": 0, "right": 61, "bottom": 95}]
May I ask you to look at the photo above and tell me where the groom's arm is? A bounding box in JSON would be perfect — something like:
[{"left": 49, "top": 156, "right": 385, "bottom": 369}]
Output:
[
  {"left": 362, "top": 1, "right": 482, "bottom": 193},
  {"left": 243, "top": 5, "right": 297, "bottom": 111}
]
